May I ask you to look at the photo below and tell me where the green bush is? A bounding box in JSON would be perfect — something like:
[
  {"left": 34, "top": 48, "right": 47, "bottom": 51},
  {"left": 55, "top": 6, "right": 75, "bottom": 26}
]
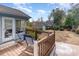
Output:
[
  {"left": 53, "top": 25, "right": 60, "bottom": 30},
  {"left": 64, "top": 25, "right": 72, "bottom": 31},
  {"left": 52, "top": 24, "right": 64, "bottom": 31},
  {"left": 59, "top": 25, "right": 64, "bottom": 31},
  {"left": 60, "top": 28, "right": 64, "bottom": 31}
]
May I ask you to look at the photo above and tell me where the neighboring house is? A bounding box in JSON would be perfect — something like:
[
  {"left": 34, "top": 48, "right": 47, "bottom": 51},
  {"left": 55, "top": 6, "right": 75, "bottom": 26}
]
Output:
[
  {"left": 0, "top": 5, "right": 31, "bottom": 44},
  {"left": 32, "top": 20, "right": 45, "bottom": 30}
]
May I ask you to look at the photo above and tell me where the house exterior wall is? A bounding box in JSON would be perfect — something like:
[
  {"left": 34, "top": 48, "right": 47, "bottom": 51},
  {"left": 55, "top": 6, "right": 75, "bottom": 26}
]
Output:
[
  {"left": 0, "top": 16, "right": 28, "bottom": 44},
  {"left": 0, "top": 16, "right": 2, "bottom": 43}
]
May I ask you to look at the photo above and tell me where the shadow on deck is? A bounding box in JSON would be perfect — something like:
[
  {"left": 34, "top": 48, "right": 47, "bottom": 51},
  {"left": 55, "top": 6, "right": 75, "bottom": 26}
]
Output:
[{"left": 0, "top": 41, "right": 33, "bottom": 56}]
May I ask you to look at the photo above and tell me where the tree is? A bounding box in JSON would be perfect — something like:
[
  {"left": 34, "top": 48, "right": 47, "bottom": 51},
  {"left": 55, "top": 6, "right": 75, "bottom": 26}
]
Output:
[
  {"left": 49, "top": 8, "right": 65, "bottom": 30},
  {"left": 68, "top": 4, "right": 79, "bottom": 28},
  {"left": 64, "top": 14, "right": 75, "bottom": 30}
]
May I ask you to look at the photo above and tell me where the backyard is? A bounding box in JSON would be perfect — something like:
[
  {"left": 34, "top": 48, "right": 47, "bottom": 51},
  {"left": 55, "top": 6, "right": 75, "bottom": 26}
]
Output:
[{"left": 1, "top": 3, "right": 79, "bottom": 56}]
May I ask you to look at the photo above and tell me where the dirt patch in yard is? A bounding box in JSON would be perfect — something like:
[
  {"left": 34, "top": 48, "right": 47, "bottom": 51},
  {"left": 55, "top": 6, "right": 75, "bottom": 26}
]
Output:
[{"left": 55, "top": 31, "right": 79, "bottom": 45}]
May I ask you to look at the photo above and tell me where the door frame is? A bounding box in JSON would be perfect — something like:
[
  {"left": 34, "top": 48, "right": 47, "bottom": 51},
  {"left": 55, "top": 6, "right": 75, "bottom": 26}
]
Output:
[{"left": 2, "top": 17, "right": 16, "bottom": 42}]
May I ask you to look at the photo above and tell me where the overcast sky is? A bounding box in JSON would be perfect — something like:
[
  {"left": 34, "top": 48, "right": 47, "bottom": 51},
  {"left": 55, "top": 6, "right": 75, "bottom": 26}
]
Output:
[{"left": 0, "top": 3, "right": 71, "bottom": 21}]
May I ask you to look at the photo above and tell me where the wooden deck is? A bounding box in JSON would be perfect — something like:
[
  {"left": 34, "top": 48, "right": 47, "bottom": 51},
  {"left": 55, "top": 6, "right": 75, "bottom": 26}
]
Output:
[{"left": 0, "top": 41, "right": 33, "bottom": 56}]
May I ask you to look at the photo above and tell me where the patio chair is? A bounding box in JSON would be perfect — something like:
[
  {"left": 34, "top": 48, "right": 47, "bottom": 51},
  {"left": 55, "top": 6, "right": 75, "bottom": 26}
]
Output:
[
  {"left": 23, "top": 34, "right": 34, "bottom": 47},
  {"left": 16, "top": 31, "right": 34, "bottom": 47}
]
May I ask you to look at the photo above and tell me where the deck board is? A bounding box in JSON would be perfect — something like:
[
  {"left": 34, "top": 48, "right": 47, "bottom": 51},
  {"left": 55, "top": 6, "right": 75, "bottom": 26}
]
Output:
[{"left": 0, "top": 41, "right": 33, "bottom": 56}]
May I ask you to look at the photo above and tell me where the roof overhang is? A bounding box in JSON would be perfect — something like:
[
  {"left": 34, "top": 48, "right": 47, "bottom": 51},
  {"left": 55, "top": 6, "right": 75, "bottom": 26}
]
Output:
[{"left": 0, "top": 12, "right": 31, "bottom": 20}]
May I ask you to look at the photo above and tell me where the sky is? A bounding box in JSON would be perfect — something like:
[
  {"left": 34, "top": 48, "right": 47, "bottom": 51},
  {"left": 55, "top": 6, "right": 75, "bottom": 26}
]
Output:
[{"left": 0, "top": 3, "right": 71, "bottom": 22}]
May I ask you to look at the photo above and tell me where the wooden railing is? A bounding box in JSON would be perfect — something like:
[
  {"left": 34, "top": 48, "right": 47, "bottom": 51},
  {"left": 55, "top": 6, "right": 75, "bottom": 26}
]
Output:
[
  {"left": 38, "top": 33, "right": 55, "bottom": 56},
  {"left": 34, "top": 32, "right": 55, "bottom": 56}
]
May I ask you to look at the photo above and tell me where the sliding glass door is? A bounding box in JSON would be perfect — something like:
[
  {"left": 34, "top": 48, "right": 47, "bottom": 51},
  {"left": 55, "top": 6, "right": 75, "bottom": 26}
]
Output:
[{"left": 2, "top": 17, "right": 15, "bottom": 42}]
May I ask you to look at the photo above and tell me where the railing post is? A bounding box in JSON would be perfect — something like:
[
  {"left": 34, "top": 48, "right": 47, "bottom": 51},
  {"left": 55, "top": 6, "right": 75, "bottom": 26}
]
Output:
[
  {"left": 54, "top": 30, "right": 55, "bottom": 42},
  {"left": 35, "top": 30, "right": 37, "bottom": 40},
  {"left": 34, "top": 41, "right": 39, "bottom": 56}
]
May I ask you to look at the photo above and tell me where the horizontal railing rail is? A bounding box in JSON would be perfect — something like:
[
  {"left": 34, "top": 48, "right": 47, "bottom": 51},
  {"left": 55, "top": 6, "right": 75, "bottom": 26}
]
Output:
[{"left": 25, "top": 28, "right": 52, "bottom": 40}]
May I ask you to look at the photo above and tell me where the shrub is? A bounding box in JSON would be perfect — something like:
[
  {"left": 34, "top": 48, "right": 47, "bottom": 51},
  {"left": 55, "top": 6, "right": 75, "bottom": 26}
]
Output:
[
  {"left": 64, "top": 25, "right": 72, "bottom": 31},
  {"left": 60, "top": 28, "right": 64, "bottom": 31},
  {"left": 53, "top": 25, "right": 60, "bottom": 30},
  {"left": 59, "top": 25, "right": 64, "bottom": 31}
]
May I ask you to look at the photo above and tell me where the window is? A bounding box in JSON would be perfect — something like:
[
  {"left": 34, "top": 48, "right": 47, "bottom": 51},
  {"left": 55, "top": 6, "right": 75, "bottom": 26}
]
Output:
[{"left": 16, "top": 19, "right": 26, "bottom": 33}]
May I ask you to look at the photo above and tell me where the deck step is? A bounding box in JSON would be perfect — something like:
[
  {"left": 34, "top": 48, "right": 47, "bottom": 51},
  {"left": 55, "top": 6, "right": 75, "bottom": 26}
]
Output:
[
  {"left": 24, "top": 51, "right": 33, "bottom": 56},
  {"left": 23, "top": 46, "right": 34, "bottom": 56}
]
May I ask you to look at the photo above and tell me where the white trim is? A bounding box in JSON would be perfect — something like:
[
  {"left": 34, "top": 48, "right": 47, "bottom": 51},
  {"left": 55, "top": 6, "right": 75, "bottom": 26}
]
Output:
[
  {"left": 2, "top": 17, "right": 5, "bottom": 42},
  {"left": 13, "top": 18, "right": 16, "bottom": 39}
]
